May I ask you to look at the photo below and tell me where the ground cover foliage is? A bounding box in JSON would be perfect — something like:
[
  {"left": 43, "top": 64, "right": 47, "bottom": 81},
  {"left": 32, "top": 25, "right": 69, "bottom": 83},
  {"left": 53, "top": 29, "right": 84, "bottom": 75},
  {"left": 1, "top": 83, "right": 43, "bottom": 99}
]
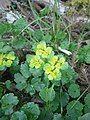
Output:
[{"left": 0, "top": 0, "right": 90, "bottom": 120}]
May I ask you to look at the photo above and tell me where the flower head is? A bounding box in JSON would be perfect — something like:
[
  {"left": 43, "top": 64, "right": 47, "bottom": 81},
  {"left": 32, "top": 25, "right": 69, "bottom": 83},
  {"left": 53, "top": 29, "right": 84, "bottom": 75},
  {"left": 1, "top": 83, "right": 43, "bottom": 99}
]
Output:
[
  {"left": 36, "top": 42, "right": 52, "bottom": 58},
  {"left": 29, "top": 55, "right": 44, "bottom": 69},
  {"left": 5, "top": 52, "right": 16, "bottom": 60},
  {"left": 43, "top": 63, "right": 54, "bottom": 74},
  {"left": 49, "top": 56, "right": 58, "bottom": 65},
  {"left": 0, "top": 52, "right": 16, "bottom": 69}
]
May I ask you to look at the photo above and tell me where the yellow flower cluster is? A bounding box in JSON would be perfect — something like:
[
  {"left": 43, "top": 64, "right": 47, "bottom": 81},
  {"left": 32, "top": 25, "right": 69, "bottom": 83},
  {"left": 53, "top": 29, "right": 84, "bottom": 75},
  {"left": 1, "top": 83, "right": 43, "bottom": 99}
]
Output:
[
  {"left": 28, "top": 42, "right": 52, "bottom": 69},
  {"left": 43, "top": 56, "right": 65, "bottom": 80},
  {"left": 36, "top": 42, "right": 52, "bottom": 58},
  {"left": 28, "top": 42, "right": 66, "bottom": 81},
  {"left": 0, "top": 52, "right": 16, "bottom": 68},
  {"left": 29, "top": 55, "right": 44, "bottom": 69}
]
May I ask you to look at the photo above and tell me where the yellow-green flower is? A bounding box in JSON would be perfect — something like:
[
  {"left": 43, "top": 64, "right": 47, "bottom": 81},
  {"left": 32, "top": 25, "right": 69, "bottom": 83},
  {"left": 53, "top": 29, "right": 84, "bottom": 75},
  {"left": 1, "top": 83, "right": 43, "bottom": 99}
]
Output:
[
  {"left": 48, "top": 68, "right": 60, "bottom": 80},
  {"left": 36, "top": 42, "right": 52, "bottom": 58},
  {"left": 43, "top": 63, "right": 54, "bottom": 74},
  {"left": 0, "top": 52, "right": 16, "bottom": 68},
  {"left": 37, "top": 42, "right": 46, "bottom": 50},
  {"left": 29, "top": 55, "right": 44, "bottom": 69},
  {"left": 49, "top": 56, "right": 58, "bottom": 65},
  {"left": 48, "top": 72, "right": 56, "bottom": 80},
  {"left": 5, "top": 60, "right": 13, "bottom": 67},
  {"left": 0, "top": 54, "right": 3, "bottom": 65},
  {"left": 5, "top": 53, "right": 16, "bottom": 60}
]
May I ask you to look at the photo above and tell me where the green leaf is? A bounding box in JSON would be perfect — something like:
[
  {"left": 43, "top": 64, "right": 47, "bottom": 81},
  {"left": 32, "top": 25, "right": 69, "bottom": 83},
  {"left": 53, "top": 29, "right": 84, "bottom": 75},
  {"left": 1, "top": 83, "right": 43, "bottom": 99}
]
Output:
[
  {"left": 20, "top": 63, "right": 31, "bottom": 78},
  {"left": 53, "top": 113, "right": 62, "bottom": 120},
  {"left": 11, "top": 111, "right": 27, "bottom": 120},
  {"left": 26, "top": 84, "right": 35, "bottom": 96},
  {"left": 0, "top": 86, "right": 3, "bottom": 98},
  {"left": 0, "top": 116, "right": 9, "bottom": 120},
  {"left": 61, "top": 62, "right": 68, "bottom": 70},
  {"left": 78, "top": 113, "right": 90, "bottom": 120},
  {"left": 60, "top": 40, "right": 69, "bottom": 49},
  {"left": 0, "top": 23, "right": 12, "bottom": 36},
  {"left": 78, "top": 44, "right": 90, "bottom": 64},
  {"left": 31, "top": 77, "right": 45, "bottom": 92},
  {"left": 60, "top": 92, "right": 69, "bottom": 107},
  {"left": 0, "top": 42, "right": 4, "bottom": 49},
  {"left": 84, "top": 105, "right": 90, "bottom": 113},
  {"left": 0, "top": 93, "right": 19, "bottom": 115},
  {"left": 66, "top": 100, "right": 83, "bottom": 120},
  {"left": 13, "top": 18, "right": 28, "bottom": 34},
  {"left": 5, "top": 80, "right": 12, "bottom": 90},
  {"left": 69, "top": 42, "right": 77, "bottom": 52},
  {"left": 39, "top": 85, "right": 55, "bottom": 102},
  {"left": 14, "top": 73, "right": 27, "bottom": 90},
  {"left": 68, "top": 84, "right": 80, "bottom": 98},
  {"left": 48, "top": 93, "right": 60, "bottom": 112},
  {"left": 1, "top": 46, "right": 12, "bottom": 53},
  {"left": 0, "top": 42, "right": 12, "bottom": 53},
  {"left": 30, "top": 68, "right": 43, "bottom": 77},
  {"left": 55, "top": 31, "right": 67, "bottom": 41},
  {"left": 12, "top": 37, "right": 26, "bottom": 49},
  {"left": 12, "top": 57, "right": 19, "bottom": 66},
  {"left": 21, "top": 102, "right": 40, "bottom": 120},
  {"left": 38, "top": 110, "right": 53, "bottom": 120},
  {"left": 33, "top": 30, "right": 44, "bottom": 41},
  {"left": 84, "top": 93, "right": 90, "bottom": 105},
  {"left": 84, "top": 93, "right": 90, "bottom": 113},
  {"left": 43, "top": 34, "right": 52, "bottom": 43},
  {"left": 61, "top": 66, "right": 78, "bottom": 85}
]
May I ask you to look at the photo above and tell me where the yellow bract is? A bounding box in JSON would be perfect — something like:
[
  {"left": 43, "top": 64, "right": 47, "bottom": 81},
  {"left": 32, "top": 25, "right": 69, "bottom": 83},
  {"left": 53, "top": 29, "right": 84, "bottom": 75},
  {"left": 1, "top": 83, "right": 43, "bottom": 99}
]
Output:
[
  {"left": 36, "top": 42, "right": 52, "bottom": 58},
  {"left": 0, "top": 52, "right": 16, "bottom": 68},
  {"left": 37, "top": 42, "right": 46, "bottom": 50},
  {"left": 43, "top": 63, "right": 54, "bottom": 74},
  {"left": 49, "top": 56, "right": 58, "bottom": 65},
  {"left": 29, "top": 56, "right": 44, "bottom": 69},
  {"left": 0, "top": 54, "right": 3, "bottom": 65},
  {"left": 43, "top": 56, "right": 65, "bottom": 80},
  {"left": 48, "top": 68, "right": 60, "bottom": 80},
  {"left": 5, "top": 53, "right": 16, "bottom": 60}
]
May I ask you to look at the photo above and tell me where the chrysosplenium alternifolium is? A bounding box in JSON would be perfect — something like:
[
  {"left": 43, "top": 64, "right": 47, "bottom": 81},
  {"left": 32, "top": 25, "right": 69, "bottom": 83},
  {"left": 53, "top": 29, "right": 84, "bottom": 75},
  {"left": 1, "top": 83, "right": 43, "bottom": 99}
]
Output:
[
  {"left": 0, "top": 52, "right": 16, "bottom": 68},
  {"left": 27, "top": 41, "right": 67, "bottom": 80}
]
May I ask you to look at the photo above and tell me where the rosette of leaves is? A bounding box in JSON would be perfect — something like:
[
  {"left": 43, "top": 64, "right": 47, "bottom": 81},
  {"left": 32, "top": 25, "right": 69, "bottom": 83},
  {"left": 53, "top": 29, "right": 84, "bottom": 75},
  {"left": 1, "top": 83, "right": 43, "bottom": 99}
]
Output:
[
  {"left": 68, "top": 84, "right": 80, "bottom": 98},
  {"left": 84, "top": 93, "right": 90, "bottom": 113},
  {"left": 21, "top": 102, "right": 40, "bottom": 120},
  {"left": 0, "top": 93, "right": 19, "bottom": 115},
  {"left": 66, "top": 100, "right": 83, "bottom": 120},
  {"left": 11, "top": 111, "right": 27, "bottom": 120}
]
